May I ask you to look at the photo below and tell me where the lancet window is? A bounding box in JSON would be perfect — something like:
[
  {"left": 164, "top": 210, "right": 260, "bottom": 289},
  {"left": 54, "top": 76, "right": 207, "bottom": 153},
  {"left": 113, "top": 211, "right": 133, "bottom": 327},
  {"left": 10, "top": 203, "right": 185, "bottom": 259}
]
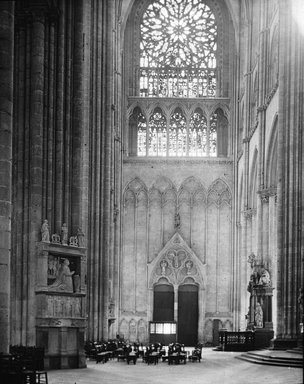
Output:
[{"left": 133, "top": 106, "right": 227, "bottom": 157}]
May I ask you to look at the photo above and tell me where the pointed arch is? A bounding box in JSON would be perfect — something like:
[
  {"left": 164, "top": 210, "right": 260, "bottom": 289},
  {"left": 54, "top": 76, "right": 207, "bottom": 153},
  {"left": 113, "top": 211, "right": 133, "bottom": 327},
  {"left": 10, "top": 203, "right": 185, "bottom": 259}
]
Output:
[
  {"left": 207, "top": 178, "right": 232, "bottom": 207},
  {"left": 124, "top": 177, "right": 148, "bottom": 199}
]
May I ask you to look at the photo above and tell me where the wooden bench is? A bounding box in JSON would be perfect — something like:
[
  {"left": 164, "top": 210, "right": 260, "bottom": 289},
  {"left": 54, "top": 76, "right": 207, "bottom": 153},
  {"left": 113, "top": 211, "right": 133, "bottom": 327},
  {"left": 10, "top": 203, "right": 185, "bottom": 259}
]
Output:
[
  {"left": 168, "top": 353, "right": 187, "bottom": 365},
  {"left": 96, "top": 351, "right": 111, "bottom": 364}
]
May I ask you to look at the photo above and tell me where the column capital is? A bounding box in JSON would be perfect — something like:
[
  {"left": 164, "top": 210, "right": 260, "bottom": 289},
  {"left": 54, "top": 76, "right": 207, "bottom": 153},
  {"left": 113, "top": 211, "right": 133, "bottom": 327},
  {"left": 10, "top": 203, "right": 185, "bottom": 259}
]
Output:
[
  {"left": 242, "top": 208, "right": 257, "bottom": 220},
  {"left": 257, "top": 187, "right": 277, "bottom": 203}
]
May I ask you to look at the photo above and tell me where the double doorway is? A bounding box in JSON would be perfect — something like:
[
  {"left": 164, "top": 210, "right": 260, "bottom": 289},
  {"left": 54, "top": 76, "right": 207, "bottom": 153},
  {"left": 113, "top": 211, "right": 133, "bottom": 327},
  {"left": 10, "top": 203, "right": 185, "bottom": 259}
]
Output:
[{"left": 153, "top": 283, "right": 198, "bottom": 346}]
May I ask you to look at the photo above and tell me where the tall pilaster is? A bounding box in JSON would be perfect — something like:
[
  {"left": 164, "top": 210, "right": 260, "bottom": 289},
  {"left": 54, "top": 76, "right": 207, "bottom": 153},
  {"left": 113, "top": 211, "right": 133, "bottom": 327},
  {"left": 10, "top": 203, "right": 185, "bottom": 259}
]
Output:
[
  {"left": 0, "top": 1, "right": 14, "bottom": 354},
  {"left": 274, "top": 0, "right": 304, "bottom": 348}
]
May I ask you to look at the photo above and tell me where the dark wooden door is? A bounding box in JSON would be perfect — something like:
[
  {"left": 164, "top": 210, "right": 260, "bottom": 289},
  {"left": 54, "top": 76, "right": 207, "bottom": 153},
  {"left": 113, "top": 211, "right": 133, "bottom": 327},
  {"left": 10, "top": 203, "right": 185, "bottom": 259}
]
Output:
[
  {"left": 153, "top": 284, "right": 174, "bottom": 321},
  {"left": 178, "top": 284, "right": 198, "bottom": 346}
]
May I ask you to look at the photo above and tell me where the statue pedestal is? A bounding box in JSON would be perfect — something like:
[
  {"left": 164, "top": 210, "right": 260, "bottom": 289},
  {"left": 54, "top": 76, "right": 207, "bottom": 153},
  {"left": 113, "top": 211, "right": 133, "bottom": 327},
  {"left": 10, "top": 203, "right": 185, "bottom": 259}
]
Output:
[
  {"left": 35, "top": 242, "right": 87, "bottom": 369},
  {"left": 254, "top": 328, "right": 274, "bottom": 349}
]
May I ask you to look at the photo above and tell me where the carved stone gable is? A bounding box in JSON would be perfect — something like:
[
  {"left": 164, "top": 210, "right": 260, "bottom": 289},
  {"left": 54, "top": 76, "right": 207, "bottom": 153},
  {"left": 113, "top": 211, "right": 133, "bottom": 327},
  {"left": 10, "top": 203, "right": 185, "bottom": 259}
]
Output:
[{"left": 148, "top": 232, "right": 206, "bottom": 288}]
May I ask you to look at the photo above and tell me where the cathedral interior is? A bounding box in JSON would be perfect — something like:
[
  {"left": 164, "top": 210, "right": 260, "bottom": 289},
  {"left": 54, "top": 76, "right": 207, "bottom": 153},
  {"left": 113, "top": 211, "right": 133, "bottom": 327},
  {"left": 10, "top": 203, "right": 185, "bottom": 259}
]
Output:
[{"left": 0, "top": 0, "right": 303, "bottom": 375}]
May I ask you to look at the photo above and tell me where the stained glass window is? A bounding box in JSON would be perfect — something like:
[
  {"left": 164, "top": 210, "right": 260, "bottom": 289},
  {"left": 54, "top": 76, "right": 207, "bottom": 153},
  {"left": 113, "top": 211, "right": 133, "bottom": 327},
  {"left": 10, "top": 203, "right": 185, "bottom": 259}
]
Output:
[
  {"left": 148, "top": 108, "right": 167, "bottom": 156},
  {"left": 140, "top": 0, "right": 217, "bottom": 97},
  {"left": 137, "top": 111, "right": 147, "bottom": 156},
  {"left": 133, "top": 0, "right": 224, "bottom": 157},
  {"left": 209, "top": 112, "right": 217, "bottom": 157}
]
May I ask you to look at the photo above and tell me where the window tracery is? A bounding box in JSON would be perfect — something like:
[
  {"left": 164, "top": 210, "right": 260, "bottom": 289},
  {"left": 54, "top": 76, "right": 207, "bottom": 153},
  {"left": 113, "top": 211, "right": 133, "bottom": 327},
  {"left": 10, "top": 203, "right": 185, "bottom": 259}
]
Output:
[
  {"left": 140, "top": 0, "right": 217, "bottom": 98},
  {"left": 127, "top": 0, "right": 230, "bottom": 158},
  {"left": 133, "top": 105, "right": 227, "bottom": 157}
]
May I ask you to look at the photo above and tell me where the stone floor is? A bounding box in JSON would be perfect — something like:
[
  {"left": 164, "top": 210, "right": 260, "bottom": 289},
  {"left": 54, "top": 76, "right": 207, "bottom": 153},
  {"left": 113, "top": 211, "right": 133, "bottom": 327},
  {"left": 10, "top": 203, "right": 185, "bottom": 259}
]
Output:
[{"left": 48, "top": 349, "right": 303, "bottom": 384}]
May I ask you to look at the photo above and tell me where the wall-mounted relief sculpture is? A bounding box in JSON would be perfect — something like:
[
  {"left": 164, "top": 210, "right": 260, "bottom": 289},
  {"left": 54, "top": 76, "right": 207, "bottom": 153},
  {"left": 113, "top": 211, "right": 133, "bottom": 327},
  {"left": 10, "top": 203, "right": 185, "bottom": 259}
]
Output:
[
  {"left": 47, "top": 255, "right": 81, "bottom": 293},
  {"left": 148, "top": 232, "right": 205, "bottom": 288}
]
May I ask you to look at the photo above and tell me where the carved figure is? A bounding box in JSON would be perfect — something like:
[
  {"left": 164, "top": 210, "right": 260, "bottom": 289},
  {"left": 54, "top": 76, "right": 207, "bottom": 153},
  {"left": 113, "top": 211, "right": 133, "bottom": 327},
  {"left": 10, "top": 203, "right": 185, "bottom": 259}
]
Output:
[
  {"left": 185, "top": 260, "right": 193, "bottom": 274},
  {"left": 77, "top": 227, "right": 85, "bottom": 247},
  {"left": 61, "top": 223, "right": 68, "bottom": 245},
  {"left": 47, "top": 256, "right": 58, "bottom": 278},
  {"left": 49, "top": 258, "right": 75, "bottom": 292},
  {"left": 160, "top": 259, "right": 168, "bottom": 275},
  {"left": 255, "top": 302, "right": 263, "bottom": 328},
  {"left": 51, "top": 233, "right": 61, "bottom": 243},
  {"left": 247, "top": 252, "right": 256, "bottom": 268},
  {"left": 41, "top": 220, "right": 50, "bottom": 242},
  {"left": 259, "top": 268, "right": 271, "bottom": 286}
]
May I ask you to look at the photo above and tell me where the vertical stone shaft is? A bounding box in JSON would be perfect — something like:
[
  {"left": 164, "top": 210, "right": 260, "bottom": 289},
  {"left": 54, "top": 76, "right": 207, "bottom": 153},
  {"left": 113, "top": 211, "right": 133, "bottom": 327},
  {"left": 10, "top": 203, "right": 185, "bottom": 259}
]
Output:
[
  {"left": 12, "top": 14, "right": 25, "bottom": 345},
  {"left": 102, "top": 0, "right": 115, "bottom": 339},
  {"left": 256, "top": 1, "right": 267, "bottom": 263},
  {"left": 87, "top": 0, "right": 103, "bottom": 340},
  {"left": 0, "top": 1, "right": 14, "bottom": 354},
  {"left": 54, "top": 1, "right": 65, "bottom": 231},
  {"left": 71, "top": 0, "right": 85, "bottom": 232},
  {"left": 276, "top": 0, "right": 304, "bottom": 344},
  {"left": 27, "top": 9, "right": 45, "bottom": 344}
]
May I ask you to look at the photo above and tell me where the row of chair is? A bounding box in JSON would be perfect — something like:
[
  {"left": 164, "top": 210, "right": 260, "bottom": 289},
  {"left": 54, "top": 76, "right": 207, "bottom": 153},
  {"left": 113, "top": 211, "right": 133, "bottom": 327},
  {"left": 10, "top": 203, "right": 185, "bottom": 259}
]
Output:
[{"left": 88, "top": 340, "right": 203, "bottom": 366}]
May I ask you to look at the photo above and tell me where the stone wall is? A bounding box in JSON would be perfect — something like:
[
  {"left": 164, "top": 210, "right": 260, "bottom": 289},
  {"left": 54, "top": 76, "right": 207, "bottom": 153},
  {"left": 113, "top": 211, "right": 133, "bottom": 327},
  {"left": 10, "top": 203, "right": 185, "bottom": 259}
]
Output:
[{"left": 120, "top": 159, "right": 233, "bottom": 343}]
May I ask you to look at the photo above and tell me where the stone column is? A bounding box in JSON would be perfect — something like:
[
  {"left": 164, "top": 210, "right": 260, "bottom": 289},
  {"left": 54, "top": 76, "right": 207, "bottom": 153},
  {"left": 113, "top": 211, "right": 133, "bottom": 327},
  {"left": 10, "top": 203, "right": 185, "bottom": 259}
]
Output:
[
  {"left": 71, "top": 0, "right": 85, "bottom": 232},
  {"left": 27, "top": 7, "right": 46, "bottom": 345},
  {"left": 274, "top": 0, "right": 304, "bottom": 348},
  {"left": 0, "top": 1, "right": 14, "bottom": 354},
  {"left": 101, "top": 0, "right": 116, "bottom": 340}
]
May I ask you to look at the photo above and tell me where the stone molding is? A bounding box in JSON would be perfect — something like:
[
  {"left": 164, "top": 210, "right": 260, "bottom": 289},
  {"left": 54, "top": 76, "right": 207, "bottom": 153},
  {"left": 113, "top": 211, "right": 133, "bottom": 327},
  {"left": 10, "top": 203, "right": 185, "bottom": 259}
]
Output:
[
  {"left": 127, "top": 96, "right": 231, "bottom": 120},
  {"left": 124, "top": 157, "right": 233, "bottom": 165}
]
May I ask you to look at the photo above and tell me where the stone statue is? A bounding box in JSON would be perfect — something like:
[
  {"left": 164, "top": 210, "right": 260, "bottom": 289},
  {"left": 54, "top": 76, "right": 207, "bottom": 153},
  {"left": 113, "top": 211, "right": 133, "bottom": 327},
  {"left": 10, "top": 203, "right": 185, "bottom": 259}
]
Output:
[
  {"left": 255, "top": 302, "right": 263, "bottom": 328},
  {"left": 259, "top": 268, "right": 271, "bottom": 286},
  {"left": 61, "top": 223, "right": 68, "bottom": 245},
  {"left": 185, "top": 260, "right": 193, "bottom": 274},
  {"left": 160, "top": 259, "right": 168, "bottom": 275},
  {"left": 49, "top": 258, "right": 75, "bottom": 292},
  {"left": 77, "top": 227, "right": 85, "bottom": 247},
  {"left": 247, "top": 252, "right": 256, "bottom": 268},
  {"left": 41, "top": 220, "right": 50, "bottom": 242},
  {"left": 47, "top": 256, "right": 58, "bottom": 278}
]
